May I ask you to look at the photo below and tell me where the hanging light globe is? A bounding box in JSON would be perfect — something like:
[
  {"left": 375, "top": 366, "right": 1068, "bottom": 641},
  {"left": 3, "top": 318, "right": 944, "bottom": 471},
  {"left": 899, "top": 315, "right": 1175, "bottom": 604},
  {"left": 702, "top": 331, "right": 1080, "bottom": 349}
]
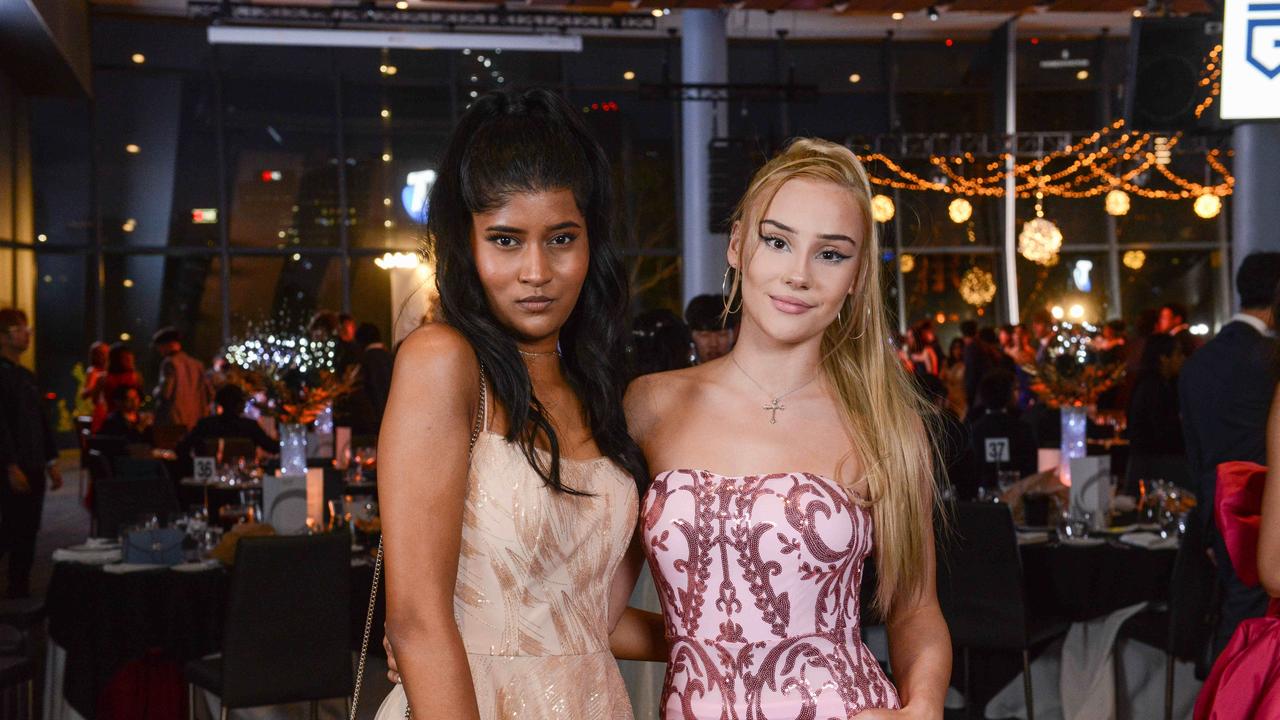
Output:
[
  {"left": 948, "top": 197, "right": 973, "bottom": 224},
  {"left": 1105, "top": 189, "right": 1130, "bottom": 216},
  {"left": 899, "top": 253, "right": 916, "bottom": 273},
  {"left": 1194, "top": 193, "right": 1222, "bottom": 219},
  {"left": 1123, "top": 249, "right": 1146, "bottom": 270},
  {"left": 959, "top": 266, "right": 997, "bottom": 307},
  {"left": 1018, "top": 217, "right": 1063, "bottom": 266},
  {"left": 870, "top": 194, "right": 896, "bottom": 223}
]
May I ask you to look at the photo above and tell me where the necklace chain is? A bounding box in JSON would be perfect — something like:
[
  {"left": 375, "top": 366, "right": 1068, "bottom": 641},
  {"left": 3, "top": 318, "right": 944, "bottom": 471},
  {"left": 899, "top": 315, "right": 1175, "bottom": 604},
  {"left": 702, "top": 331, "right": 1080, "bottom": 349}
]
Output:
[
  {"left": 518, "top": 348, "right": 560, "bottom": 358},
  {"left": 729, "top": 353, "right": 818, "bottom": 424}
]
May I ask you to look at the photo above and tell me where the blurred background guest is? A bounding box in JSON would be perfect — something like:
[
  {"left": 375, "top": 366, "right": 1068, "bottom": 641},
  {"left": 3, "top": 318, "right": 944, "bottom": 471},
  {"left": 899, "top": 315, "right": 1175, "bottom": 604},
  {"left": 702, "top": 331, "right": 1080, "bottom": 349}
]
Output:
[
  {"left": 1181, "top": 251, "right": 1280, "bottom": 658},
  {"left": 151, "top": 326, "right": 210, "bottom": 431},
  {"left": 1125, "top": 333, "right": 1190, "bottom": 493},
  {"left": 96, "top": 342, "right": 143, "bottom": 433},
  {"left": 1008, "top": 324, "right": 1038, "bottom": 411},
  {"left": 1028, "top": 307, "right": 1054, "bottom": 362},
  {"left": 82, "top": 341, "right": 110, "bottom": 431},
  {"left": 917, "top": 371, "right": 978, "bottom": 500},
  {"left": 97, "top": 385, "right": 152, "bottom": 445},
  {"left": 968, "top": 369, "right": 1038, "bottom": 492},
  {"left": 0, "top": 308, "right": 62, "bottom": 598},
  {"left": 942, "top": 337, "right": 967, "bottom": 418},
  {"left": 1159, "top": 301, "right": 1199, "bottom": 356},
  {"left": 356, "top": 322, "right": 394, "bottom": 431},
  {"left": 631, "top": 309, "right": 695, "bottom": 377},
  {"left": 684, "top": 293, "right": 736, "bottom": 363},
  {"left": 176, "top": 384, "right": 280, "bottom": 469},
  {"left": 907, "top": 319, "right": 940, "bottom": 376}
]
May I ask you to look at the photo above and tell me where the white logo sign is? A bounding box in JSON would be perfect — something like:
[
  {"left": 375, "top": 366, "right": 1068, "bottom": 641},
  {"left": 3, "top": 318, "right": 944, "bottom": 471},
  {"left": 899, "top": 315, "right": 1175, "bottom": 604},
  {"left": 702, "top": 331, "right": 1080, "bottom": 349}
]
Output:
[{"left": 1223, "top": 0, "right": 1280, "bottom": 119}]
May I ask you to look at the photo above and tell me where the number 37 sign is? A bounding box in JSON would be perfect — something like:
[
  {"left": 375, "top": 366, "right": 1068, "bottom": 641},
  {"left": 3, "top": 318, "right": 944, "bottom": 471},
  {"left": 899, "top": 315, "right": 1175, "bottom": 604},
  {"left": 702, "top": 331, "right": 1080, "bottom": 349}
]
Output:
[{"left": 1222, "top": 0, "right": 1280, "bottom": 119}]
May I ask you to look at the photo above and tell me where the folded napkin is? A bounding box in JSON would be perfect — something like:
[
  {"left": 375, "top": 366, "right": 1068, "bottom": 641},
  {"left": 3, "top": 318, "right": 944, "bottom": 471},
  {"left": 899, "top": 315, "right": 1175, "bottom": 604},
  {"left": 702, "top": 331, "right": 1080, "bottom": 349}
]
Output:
[
  {"left": 1017, "top": 530, "right": 1050, "bottom": 545},
  {"left": 1059, "top": 536, "right": 1106, "bottom": 548},
  {"left": 52, "top": 548, "right": 121, "bottom": 565},
  {"left": 103, "top": 562, "right": 166, "bottom": 574},
  {"left": 1119, "top": 532, "right": 1178, "bottom": 551}
]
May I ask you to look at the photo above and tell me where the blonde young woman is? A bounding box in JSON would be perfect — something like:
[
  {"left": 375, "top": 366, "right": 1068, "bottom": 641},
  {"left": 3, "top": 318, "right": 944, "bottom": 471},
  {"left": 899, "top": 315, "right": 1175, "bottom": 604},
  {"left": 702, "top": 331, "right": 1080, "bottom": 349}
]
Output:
[
  {"left": 627, "top": 138, "right": 951, "bottom": 718},
  {"left": 384, "top": 138, "right": 950, "bottom": 718}
]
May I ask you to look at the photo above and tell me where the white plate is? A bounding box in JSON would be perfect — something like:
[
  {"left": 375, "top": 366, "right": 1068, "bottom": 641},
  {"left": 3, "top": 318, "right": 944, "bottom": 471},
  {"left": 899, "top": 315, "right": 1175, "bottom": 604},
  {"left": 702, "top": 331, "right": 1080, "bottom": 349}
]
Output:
[{"left": 1058, "top": 536, "right": 1106, "bottom": 547}]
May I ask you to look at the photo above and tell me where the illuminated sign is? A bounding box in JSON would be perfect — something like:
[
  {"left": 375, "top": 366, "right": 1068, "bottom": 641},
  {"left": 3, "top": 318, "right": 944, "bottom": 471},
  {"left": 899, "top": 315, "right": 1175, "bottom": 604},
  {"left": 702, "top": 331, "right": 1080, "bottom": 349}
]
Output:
[
  {"left": 261, "top": 170, "right": 282, "bottom": 182},
  {"left": 401, "top": 169, "right": 436, "bottom": 224},
  {"left": 1222, "top": 0, "right": 1280, "bottom": 119},
  {"left": 192, "top": 208, "right": 218, "bottom": 224}
]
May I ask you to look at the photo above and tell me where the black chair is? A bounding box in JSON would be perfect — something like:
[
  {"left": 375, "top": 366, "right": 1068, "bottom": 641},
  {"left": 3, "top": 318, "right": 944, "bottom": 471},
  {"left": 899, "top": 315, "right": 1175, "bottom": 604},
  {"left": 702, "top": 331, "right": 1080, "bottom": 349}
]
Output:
[
  {"left": 0, "top": 655, "right": 34, "bottom": 720},
  {"left": 1118, "top": 509, "right": 1218, "bottom": 720},
  {"left": 202, "top": 437, "right": 256, "bottom": 465},
  {"left": 937, "top": 501, "right": 1070, "bottom": 720},
  {"left": 92, "top": 473, "right": 181, "bottom": 538},
  {"left": 185, "top": 533, "right": 353, "bottom": 720},
  {"left": 111, "top": 456, "right": 171, "bottom": 483}
]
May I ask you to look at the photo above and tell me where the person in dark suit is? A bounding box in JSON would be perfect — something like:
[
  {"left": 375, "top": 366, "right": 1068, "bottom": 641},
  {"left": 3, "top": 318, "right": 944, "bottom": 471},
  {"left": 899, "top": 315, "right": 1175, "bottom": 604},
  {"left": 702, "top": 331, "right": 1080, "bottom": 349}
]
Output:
[
  {"left": 968, "top": 370, "right": 1039, "bottom": 492},
  {"left": 1125, "top": 334, "right": 1192, "bottom": 493},
  {"left": 961, "top": 320, "right": 992, "bottom": 408},
  {"left": 355, "top": 322, "right": 394, "bottom": 431},
  {"left": 1179, "top": 252, "right": 1280, "bottom": 656},
  {"left": 0, "top": 308, "right": 63, "bottom": 598},
  {"left": 97, "top": 385, "right": 152, "bottom": 445},
  {"left": 175, "top": 384, "right": 280, "bottom": 468},
  {"left": 916, "top": 372, "right": 979, "bottom": 501}
]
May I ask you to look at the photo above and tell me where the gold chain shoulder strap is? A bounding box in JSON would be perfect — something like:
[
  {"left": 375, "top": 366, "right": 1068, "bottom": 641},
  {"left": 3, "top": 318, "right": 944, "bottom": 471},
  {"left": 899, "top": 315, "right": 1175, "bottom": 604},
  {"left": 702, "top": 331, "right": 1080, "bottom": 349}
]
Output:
[{"left": 350, "top": 364, "right": 488, "bottom": 720}]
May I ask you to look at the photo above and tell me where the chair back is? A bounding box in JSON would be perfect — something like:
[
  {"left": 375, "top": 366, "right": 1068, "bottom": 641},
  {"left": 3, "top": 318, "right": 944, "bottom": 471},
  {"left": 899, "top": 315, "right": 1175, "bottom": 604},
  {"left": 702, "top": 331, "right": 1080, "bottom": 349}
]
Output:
[
  {"left": 87, "top": 434, "right": 129, "bottom": 460},
  {"left": 937, "top": 501, "right": 1029, "bottom": 650},
  {"left": 202, "top": 437, "right": 256, "bottom": 464},
  {"left": 1168, "top": 506, "right": 1218, "bottom": 663},
  {"left": 220, "top": 533, "right": 353, "bottom": 708},
  {"left": 86, "top": 449, "right": 114, "bottom": 484},
  {"left": 151, "top": 423, "right": 187, "bottom": 451},
  {"left": 92, "top": 474, "right": 180, "bottom": 538}
]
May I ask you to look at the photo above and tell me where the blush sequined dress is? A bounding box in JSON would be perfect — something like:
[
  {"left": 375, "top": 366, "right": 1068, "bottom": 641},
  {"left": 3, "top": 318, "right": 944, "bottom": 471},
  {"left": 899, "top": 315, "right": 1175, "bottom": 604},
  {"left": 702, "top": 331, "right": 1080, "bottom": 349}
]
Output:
[
  {"left": 378, "top": 427, "right": 638, "bottom": 719},
  {"left": 642, "top": 469, "right": 901, "bottom": 720}
]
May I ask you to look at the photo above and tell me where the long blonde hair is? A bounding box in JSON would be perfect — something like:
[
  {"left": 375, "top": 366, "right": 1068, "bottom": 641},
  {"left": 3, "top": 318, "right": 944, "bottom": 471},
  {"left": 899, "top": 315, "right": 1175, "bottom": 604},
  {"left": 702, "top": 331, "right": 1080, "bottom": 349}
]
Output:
[{"left": 725, "top": 138, "right": 939, "bottom": 616}]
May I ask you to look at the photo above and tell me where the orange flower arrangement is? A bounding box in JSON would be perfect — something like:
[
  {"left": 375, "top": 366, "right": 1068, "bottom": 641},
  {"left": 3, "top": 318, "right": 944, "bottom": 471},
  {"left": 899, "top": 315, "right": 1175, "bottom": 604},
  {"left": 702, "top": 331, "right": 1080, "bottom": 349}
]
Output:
[{"left": 224, "top": 321, "right": 358, "bottom": 425}]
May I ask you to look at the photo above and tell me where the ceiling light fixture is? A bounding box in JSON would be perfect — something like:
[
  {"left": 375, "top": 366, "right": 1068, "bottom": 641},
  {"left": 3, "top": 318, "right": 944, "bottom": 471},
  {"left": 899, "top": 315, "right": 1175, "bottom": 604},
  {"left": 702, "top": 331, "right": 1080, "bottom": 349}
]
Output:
[{"left": 927, "top": 6, "right": 940, "bottom": 21}]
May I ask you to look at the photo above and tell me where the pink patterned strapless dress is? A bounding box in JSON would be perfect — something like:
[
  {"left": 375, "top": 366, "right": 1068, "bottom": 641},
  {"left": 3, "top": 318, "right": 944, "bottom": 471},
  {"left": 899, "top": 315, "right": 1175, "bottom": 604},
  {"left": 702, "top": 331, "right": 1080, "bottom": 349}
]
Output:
[{"left": 642, "top": 469, "right": 901, "bottom": 720}]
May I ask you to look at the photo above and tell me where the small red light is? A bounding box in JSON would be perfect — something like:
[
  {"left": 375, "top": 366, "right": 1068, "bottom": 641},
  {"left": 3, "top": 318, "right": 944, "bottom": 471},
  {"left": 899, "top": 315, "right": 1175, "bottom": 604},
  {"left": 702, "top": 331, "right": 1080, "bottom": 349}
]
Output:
[
  {"left": 1031, "top": 37, "right": 1039, "bottom": 45},
  {"left": 945, "top": 38, "right": 954, "bottom": 47},
  {"left": 591, "top": 103, "right": 600, "bottom": 110},
  {"left": 45, "top": 392, "right": 57, "bottom": 401}
]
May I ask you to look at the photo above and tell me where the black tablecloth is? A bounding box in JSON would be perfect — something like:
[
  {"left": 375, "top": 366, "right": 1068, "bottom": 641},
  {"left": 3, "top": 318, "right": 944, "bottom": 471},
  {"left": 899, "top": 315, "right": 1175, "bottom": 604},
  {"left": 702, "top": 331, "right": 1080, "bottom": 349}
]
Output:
[
  {"left": 1021, "top": 540, "right": 1177, "bottom": 622},
  {"left": 47, "top": 556, "right": 377, "bottom": 719}
]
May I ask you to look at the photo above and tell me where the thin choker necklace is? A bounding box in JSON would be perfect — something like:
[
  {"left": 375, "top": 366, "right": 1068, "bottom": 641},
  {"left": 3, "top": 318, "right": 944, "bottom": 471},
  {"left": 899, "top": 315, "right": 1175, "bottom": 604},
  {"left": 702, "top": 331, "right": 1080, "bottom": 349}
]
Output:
[{"left": 518, "top": 348, "right": 560, "bottom": 358}]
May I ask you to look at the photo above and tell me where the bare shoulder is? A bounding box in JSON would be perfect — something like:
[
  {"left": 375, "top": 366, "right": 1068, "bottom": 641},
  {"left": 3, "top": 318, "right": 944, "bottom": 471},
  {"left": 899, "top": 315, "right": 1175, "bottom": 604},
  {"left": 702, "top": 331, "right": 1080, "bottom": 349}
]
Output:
[
  {"left": 389, "top": 323, "right": 480, "bottom": 410},
  {"left": 625, "top": 363, "right": 715, "bottom": 444}
]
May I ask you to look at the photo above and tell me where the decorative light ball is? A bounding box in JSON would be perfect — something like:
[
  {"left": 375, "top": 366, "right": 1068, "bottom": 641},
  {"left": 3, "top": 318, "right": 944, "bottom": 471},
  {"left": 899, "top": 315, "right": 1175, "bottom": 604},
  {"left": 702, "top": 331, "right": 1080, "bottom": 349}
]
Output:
[
  {"left": 948, "top": 197, "right": 973, "bottom": 224},
  {"left": 899, "top": 253, "right": 915, "bottom": 273},
  {"left": 1018, "top": 217, "right": 1063, "bottom": 266},
  {"left": 870, "top": 194, "right": 895, "bottom": 223},
  {"left": 959, "top": 266, "right": 997, "bottom": 307},
  {"left": 1105, "top": 189, "right": 1130, "bottom": 216},
  {"left": 1123, "top": 249, "right": 1146, "bottom": 270},
  {"left": 1194, "top": 193, "right": 1222, "bottom": 219}
]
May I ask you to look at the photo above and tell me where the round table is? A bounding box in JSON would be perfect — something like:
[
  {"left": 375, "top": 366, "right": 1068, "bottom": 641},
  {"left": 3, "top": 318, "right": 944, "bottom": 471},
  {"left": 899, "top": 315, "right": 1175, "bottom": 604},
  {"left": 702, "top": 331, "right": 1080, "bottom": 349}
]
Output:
[
  {"left": 46, "top": 554, "right": 377, "bottom": 719},
  {"left": 1021, "top": 539, "right": 1177, "bottom": 622}
]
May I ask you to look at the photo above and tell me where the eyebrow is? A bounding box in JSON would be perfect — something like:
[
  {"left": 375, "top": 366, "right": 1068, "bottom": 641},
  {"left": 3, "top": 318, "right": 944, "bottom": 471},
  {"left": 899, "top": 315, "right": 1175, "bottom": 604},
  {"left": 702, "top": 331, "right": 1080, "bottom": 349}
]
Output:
[
  {"left": 484, "top": 220, "right": 582, "bottom": 234},
  {"left": 761, "top": 218, "right": 856, "bottom": 245}
]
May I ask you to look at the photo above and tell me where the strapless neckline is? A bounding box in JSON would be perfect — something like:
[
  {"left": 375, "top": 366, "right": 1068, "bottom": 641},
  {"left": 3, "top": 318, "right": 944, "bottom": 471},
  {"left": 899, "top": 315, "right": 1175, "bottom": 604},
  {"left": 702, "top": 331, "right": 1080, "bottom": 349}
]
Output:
[
  {"left": 478, "top": 429, "right": 611, "bottom": 466},
  {"left": 653, "top": 467, "right": 850, "bottom": 494}
]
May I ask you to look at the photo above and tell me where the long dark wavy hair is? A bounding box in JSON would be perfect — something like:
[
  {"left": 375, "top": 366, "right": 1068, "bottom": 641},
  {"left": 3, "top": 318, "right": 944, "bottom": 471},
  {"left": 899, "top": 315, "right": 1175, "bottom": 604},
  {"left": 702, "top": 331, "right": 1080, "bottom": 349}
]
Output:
[{"left": 426, "top": 88, "right": 647, "bottom": 496}]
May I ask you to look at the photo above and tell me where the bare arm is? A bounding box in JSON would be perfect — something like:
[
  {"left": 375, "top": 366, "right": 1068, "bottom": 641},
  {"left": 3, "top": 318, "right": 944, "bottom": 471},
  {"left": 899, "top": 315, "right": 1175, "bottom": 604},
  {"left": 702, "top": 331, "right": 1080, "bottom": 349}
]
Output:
[
  {"left": 1260, "top": 385, "right": 1280, "bottom": 597},
  {"left": 882, "top": 529, "right": 951, "bottom": 719},
  {"left": 378, "top": 325, "right": 481, "bottom": 720},
  {"left": 607, "top": 530, "right": 667, "bottom": 662}
]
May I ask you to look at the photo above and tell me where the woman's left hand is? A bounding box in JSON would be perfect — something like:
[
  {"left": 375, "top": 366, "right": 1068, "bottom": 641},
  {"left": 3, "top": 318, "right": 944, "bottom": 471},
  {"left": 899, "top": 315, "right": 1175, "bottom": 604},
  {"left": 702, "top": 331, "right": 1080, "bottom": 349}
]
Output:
[{"left": 854, "top": 705, "right": 938, "bottom": 720}]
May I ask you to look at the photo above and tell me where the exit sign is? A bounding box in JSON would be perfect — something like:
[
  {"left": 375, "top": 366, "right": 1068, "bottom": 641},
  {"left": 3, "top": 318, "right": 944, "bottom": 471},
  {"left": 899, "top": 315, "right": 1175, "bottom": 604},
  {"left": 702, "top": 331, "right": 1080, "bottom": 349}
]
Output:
[{"left": 192, "top": 208, "right": 218, "bottom": 224}]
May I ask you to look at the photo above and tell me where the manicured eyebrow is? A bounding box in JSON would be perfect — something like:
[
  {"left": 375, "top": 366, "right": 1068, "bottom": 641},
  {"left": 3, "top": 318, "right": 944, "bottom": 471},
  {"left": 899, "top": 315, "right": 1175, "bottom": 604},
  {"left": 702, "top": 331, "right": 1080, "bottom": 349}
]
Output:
[
  {"left": 764, "top": 219, "right": 855, "bottom": 244},
  {"left": 545, "top": 221, "right": 582, "bottom": 232},
  {"left": 484, "top": 224, "right": 525, "bottom": 234}
]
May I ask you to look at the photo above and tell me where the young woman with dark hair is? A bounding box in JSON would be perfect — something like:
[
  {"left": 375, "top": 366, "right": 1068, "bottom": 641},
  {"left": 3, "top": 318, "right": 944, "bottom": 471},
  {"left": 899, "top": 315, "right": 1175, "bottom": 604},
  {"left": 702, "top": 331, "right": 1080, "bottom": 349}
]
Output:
[{"left": 376, "top": 88, "right": 651, "bottom": 719}]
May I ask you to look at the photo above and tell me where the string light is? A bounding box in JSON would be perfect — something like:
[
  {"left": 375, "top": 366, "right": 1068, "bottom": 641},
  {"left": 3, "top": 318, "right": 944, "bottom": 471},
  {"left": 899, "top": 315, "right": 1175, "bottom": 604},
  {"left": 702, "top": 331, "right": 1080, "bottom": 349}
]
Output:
[
  {"left": 899, "top": 254, "right": 915, "bottom": 273},
  {"left": 948, "top": 197, "right": 973, "bottom": 224}
]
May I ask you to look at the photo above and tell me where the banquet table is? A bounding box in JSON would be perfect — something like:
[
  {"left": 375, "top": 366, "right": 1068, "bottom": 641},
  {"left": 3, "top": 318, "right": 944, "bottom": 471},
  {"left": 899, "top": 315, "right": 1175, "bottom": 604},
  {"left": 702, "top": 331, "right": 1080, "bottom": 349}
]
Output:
[
  {"left": 1021, "top": 537, "right": 1178, "bottom": 622},
  {"left": 44, "top": 551, "right": 378, "bottom": 720}
]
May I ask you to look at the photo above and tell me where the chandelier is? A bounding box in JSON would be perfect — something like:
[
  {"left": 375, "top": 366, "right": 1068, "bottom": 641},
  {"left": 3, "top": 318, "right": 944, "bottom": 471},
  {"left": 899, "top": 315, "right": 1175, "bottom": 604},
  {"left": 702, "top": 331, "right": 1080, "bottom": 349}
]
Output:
[
  {"left": 871, "top": 194, "right": 895, "bottom": 223},
  {"left": 1123, "top": 249, "right": 1146, "bottom": 270},
  {"left": 1019, "top": 187, "right": 1062, "bottom": 266},
  {"left": 959, "top": 266, "right": 997, "bottom": 307},
  {"left": 899, "top": 253, "right": 916, "bottom": 273},
  {"left": 948, "top": 197, "right": 973, "bottom": 224},
  {"left": 1194, "top": 193, "right": 1222, "bottom": 219}
]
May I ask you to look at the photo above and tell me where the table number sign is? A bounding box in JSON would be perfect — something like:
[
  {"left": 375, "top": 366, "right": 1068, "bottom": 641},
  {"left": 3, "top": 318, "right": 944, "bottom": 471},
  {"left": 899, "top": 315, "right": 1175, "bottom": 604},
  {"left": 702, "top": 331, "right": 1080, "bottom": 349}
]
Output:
[
  {"left": 264, "top": 474, "right": 309, "bottom": 534},
  {"left": 1069, "top": 455, "right": 1112, "bottom": 530},
  {"left": 193, "top": 457, "right": 216, "bottom": 484},
  {"left": 985, "top": 438, "right": 1011, "bottom": 464}
]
